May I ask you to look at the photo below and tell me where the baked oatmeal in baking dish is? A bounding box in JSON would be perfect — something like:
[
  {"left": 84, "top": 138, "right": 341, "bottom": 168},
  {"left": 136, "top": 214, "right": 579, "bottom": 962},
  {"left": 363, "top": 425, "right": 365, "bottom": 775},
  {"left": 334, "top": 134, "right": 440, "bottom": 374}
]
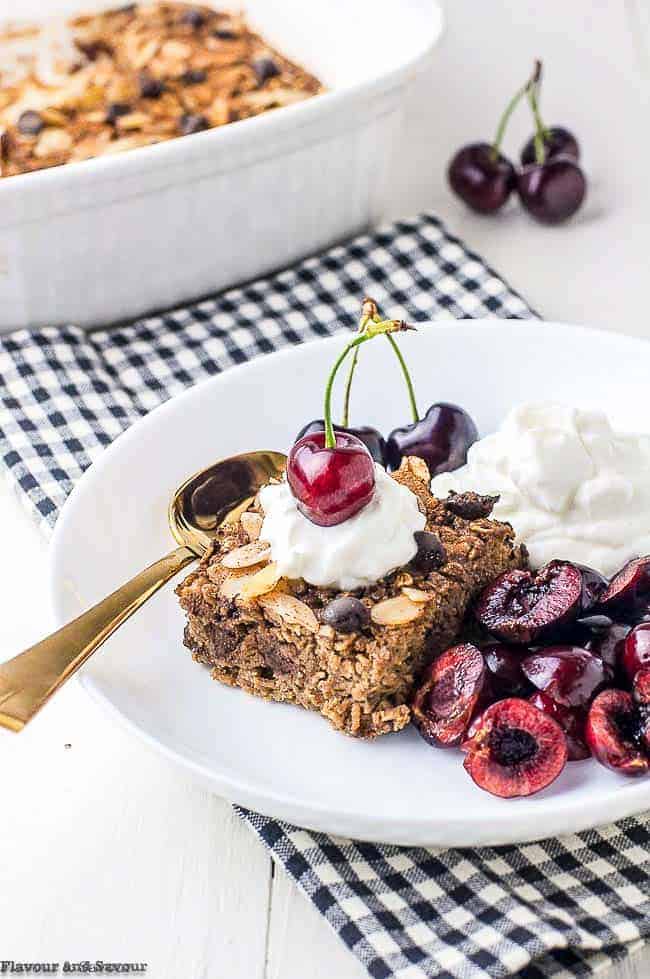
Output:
[{"left": 0, "top": 2, "right": 323, "bottom": 177}]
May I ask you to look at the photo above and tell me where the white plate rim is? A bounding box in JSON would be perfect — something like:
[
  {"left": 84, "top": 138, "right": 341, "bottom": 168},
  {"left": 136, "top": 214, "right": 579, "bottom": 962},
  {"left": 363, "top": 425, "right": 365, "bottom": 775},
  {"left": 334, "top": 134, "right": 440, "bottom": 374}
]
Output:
[{"left": 48, "top": 320, "right": 650, "bottom": 846}]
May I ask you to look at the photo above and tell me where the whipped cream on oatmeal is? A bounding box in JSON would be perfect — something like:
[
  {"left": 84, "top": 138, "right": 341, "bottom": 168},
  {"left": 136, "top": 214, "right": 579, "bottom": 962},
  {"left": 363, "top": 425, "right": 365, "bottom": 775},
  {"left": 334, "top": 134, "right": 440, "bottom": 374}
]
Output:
[
  {"left": 430, "top": 402, "right": 650, "bottom": 576},
  {"left": 259, "top": 465, "right": 426, "bottom": 590}
]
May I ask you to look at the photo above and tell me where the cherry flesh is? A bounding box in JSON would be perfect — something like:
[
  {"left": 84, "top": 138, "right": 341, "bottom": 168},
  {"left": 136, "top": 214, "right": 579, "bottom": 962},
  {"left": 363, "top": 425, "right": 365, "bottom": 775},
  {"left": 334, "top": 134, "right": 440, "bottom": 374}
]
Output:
[
  {"left": 517, "top": 157, "right": 586, "bottom": 224},
  {"left": 287, "top": 431, "right": 375, "bottom": 527},
  {"left": 474, "top": 560, "right": 583, "bottom": 644},
  {"left": 447, "top": 143, "right": 516, "bottom": 214},
  {"left": 461, "top": 697, "right": 568, "bottom": 798},
  {"left": 520, "top": 126, "right": 580, "bottom": 166},
  {"left": 586, "top": 689, "right": 650, "bottom": 777},
  {"left": 385, "top": 402, "right": 478, "bottom": 476},
  {"left": 521, "top": 645, "right": 608, "bottom": 708},
  {"left": 295, "top": 419, "right": 386, "bottom": 466},
  {"left": 411, "top": 644, "right": 487, "bottom": 747},
  {"left": 528, "top": 691, "right": 590, "bottom": 761}
]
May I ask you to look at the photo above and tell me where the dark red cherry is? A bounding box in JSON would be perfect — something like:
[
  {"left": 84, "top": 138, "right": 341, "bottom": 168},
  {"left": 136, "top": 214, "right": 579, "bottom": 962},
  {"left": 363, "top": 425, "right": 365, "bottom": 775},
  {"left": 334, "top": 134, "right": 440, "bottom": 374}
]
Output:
[
  {"left": 517, "top": 156, "right": 587, "bottom": 224},
  {"left": 586, "top": 621, "right": 631, "bottom": 675},
  {"left": 598, "top": 557, "right": 650, "bottom": 617},
  {"left": 475, "top": 560, "right": 583, "bottom": 644},
  {"left": 287, "top": 431, "right": 375, "bottom": 527},
  {"left": 521, "top": 645, "right": 608, "bottom": 708},
  {"left": 621, "top": 623, "right": 650, "bottom": 684},
  {"left": 462, "top": 697, "right": 568, "bottom": 798},
  {"left": 520, "top": 126, "right": 580, "bottom": 166},
  {"left": 295, "top": 419, "right": 386, "bottom": 466},
  {"left": 586, "top": 689, "right": 650, "bottom": 776},
  {"left": 385, "top": 402, "right": 478, "bottom": 476},
  {"left": 482, "top": 643, "right": 533, "bottom": 699},
  {"left": 411, "top": 644, "right": 487, "bottom": 747},
  {"left": 529, "top": 691, "right": 590, "bottom": 761},
  {"left": 447, "top": 142, "right": 516, "bottom": 214}
]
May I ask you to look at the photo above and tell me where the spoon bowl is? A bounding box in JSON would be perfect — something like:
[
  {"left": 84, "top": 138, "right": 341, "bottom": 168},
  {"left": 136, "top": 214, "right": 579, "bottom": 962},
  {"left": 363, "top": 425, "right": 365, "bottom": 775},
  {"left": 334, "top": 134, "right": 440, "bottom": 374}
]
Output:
[
  {"left": 170, "top": 451, "right": 287, "bottom": 554},
  {"left": 0, "top": 450, "right": 287, "bottom": 732}
]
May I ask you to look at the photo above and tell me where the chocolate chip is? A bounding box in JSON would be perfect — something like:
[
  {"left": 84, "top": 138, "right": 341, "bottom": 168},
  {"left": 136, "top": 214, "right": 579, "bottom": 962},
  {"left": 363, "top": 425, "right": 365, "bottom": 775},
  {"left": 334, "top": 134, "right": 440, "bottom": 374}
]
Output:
[
  {"left": 213, "top": 27, "right": 237, "bottom": 39},
  {"left": 180, "top": 8, "right": 206, "bottom": 28},
  {"left": 410, "top": 532, "right": 447, "bottom": 573},
  {"left": 320, "top": 597, "right": 370, "bottom": 634},
  {"left": 179, "top": 113, "right": 209, "bottom": 135},
  {"left": 106, "top": 102, "right": 131, "bottom": 124},
  {"left": 252, "top": 57, "right": 280, "bottom": 85},
  {"left": 75, "top": 39, "right": 113, "bottom": 61},
  {"left": 445, "top": 491, "right": 499, "bottom": 521},
  {"left": 180, "top": 68, "right": 207, "bottom": 86},
  {"left": 138, "top": 72, "right": 164, "bottom": 98},
  {"left": 17, "top": 110, "right": 44, "bottom": 136}
]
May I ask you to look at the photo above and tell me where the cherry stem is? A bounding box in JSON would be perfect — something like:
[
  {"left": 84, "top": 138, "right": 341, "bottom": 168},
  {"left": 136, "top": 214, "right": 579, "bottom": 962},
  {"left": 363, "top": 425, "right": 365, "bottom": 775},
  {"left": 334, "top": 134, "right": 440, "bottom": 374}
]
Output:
[
  {"left": 526, "top": 61, "right": 548, "bottom": 165},
  {"left": 386, "top": 334, "right": 419, "bottom": 423},
  {"left": 324, "top": 314, "right": 415, "bottom": 448},
  {"left": 341, "top": 345, "right": 360, "bottom": 428},
  {"left": 491, "top": 59, "right": 542, "bottom": 161}
]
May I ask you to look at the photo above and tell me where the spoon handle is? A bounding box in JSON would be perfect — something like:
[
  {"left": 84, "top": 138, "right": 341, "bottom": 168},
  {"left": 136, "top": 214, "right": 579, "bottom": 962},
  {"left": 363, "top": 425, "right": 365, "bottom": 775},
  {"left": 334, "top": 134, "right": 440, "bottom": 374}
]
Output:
[{"left": 0, "top": 545, "right": 196, "bottom": 732}]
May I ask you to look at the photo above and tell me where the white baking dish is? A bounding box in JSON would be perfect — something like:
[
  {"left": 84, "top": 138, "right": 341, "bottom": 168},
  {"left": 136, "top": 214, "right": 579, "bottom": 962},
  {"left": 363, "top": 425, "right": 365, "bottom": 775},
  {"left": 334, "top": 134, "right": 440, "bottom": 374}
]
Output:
[{"left": 0, "top": 0, "right": 443, "bottom": 332}]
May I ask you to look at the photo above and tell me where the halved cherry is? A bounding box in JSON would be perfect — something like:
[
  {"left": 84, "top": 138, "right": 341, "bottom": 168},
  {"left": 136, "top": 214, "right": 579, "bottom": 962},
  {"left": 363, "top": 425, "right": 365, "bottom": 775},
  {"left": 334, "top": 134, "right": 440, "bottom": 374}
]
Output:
[
  {"left": 411, "top": 643, "right": 486, "bottom": 747},
  {"left": 598, "top": 556, "right": 650, "bottom": 616},
  {"left": 474, "top": 561, "right": 583, "bottom": 644},
  {"left": 461, "top": 698, "right": 568, "bottom": 798},
  {"left": 586, "top": 688, "right": 650, "bottom": 777}
]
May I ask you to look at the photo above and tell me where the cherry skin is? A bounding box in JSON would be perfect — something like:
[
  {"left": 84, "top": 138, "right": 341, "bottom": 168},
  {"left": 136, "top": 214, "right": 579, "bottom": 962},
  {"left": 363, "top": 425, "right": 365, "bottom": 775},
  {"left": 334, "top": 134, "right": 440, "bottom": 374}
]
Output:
[
  {"left": 520, "top": 126, "right": 580, "bottom": 166},
  {"left": 287, "top": 431, "right": 375, "bottom": 527},
  {"left": 385, "top": 402, "right": 478, "bottom": 475},
  {"left": 447, "top": 143, "right": 516, "bottom": 214},
  {"left": 295, "top": 419, "right": 386, "bottom": 466},
  {"left": 517, "top": 156, "right": 587, "bottom": 224},
  {"left": 621, "top": 623, "right": 650, "bottom": 684}
]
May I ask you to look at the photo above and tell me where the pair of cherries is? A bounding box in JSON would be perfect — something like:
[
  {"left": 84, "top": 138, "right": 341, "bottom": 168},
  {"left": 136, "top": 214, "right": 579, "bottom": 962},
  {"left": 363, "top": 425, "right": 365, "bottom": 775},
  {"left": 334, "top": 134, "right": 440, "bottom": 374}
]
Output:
[
  {"left": 286, "top": 300, "right": 478, "bottom": 527},
  {"left": 448, "top": 61, "right": 586, "bottom": 224}
]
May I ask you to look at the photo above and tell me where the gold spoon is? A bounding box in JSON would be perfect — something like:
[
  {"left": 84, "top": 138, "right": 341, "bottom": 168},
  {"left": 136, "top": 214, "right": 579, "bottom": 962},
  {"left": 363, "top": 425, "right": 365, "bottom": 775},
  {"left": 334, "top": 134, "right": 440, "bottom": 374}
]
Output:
[{"left": 0, "top": 450, "right": 287, "bottom": 733}]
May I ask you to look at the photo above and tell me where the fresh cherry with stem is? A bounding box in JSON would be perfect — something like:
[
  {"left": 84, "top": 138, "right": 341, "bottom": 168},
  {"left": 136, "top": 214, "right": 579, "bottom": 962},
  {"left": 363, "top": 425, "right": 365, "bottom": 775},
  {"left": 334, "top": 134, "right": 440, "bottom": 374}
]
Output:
[
  {"left": 287, "top": 314, "right": 414, "bottom": 526},
  {"left": 355, "top": 299, "right": 478, "bottom": 475},
  {"left": 517, "top": 63, "right": 586, "bottom": 224},
  {"left": 447, "top": 65, "right": 537, "bottom": 214},
  {"left": 294, "top": 301, "right": 387, "bottom": 465}
]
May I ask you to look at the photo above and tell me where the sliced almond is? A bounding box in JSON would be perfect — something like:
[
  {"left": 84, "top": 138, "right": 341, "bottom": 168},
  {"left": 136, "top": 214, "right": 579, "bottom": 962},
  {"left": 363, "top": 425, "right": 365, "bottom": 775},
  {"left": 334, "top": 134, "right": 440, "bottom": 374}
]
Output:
[
  {"left": 222, "top": 540, "right": 271, "bottom": 569},
  {"left": 401, "top": 586, "right": 434, "bottom": 604},
  {"left": 371, "top": 595, "right": 423, "bottom": 626},
  {"left": 401, "top": 456, "right": 430, "bottom": 483},
  {"left": 220, "top": 574, "right": 256, "bottom": 600},
  {"left": 258, "top": 592, "right": 319, "bottom": 633},
  {"left": 240, "top": 511, "right": 263, "bottom": 542},
  {"left": 239, "top": 562, "right": 281, "bottom": 600}
]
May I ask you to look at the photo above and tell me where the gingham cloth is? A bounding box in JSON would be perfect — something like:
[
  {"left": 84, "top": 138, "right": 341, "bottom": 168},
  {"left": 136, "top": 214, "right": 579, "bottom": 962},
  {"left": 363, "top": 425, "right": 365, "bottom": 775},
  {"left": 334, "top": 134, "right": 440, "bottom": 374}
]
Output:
[{"left": 1, "top": 213, "right": 648, "bottom": 979}]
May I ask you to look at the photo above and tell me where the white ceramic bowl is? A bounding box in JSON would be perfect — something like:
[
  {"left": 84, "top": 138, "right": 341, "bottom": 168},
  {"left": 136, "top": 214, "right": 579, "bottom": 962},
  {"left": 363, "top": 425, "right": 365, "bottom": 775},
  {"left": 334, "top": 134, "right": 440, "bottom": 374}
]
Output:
[
  {"left": 50, "top": 321, "right": 650, "bottom": 846},
  {"left": 0, "top": 0, "right": 443, "bottom": 332}
]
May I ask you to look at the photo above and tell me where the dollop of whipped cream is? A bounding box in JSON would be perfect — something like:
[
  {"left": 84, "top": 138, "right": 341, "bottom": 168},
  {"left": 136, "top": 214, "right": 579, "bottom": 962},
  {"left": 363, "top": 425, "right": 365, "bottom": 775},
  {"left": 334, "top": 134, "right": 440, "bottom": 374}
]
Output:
[
  {"left": 430, "top": 402, "right": 650, "bottom": 576},
  {"left": 259, "top": 464, "right": 426, "bottom": 590}
]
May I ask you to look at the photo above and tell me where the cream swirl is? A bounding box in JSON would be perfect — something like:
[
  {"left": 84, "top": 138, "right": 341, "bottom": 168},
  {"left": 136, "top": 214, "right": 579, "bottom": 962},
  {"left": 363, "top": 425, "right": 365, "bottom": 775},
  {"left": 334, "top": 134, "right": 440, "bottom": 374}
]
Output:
[
  {"left": 259, "top": 465, "right": 426, "bottom": 590},
  {"left": 431, "top": 402, "right": 650, "bottom": 576}
]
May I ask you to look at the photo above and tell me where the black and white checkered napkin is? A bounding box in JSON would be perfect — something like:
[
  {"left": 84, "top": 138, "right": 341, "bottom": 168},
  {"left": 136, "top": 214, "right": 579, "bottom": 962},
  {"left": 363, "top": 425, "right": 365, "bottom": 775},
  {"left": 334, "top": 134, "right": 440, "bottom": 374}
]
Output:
[{"left": 1, "top": 213, "right": 649, "bottom": 979}]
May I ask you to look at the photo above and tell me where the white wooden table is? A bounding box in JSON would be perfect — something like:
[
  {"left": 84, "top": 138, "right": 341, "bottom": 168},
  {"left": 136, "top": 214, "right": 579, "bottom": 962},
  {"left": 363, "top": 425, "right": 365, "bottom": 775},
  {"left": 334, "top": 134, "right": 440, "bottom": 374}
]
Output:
[{"left": 1, "top": 2, "right": 649, "bottom": 977}]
